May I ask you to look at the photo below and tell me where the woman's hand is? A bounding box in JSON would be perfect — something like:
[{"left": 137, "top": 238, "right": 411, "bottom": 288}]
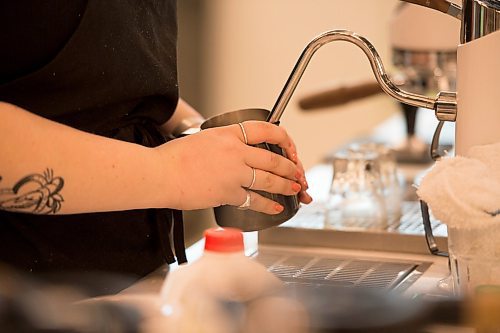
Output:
[{"left": 156, "top": 121, "right": 312, "bottom": 214}]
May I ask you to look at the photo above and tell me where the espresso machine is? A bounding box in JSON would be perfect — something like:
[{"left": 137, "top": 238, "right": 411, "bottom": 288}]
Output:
[
  {"left": 150, "top": 2, "right": 500, "bottom": 330},
  {"left": 298, "top": 2, "right": 461, "bottom": 163},
  {"left": 255, "top": 0, "right": 500, "bottom": 300},
  {"left": 268, "top": 0, "right": 500, "bottom": 159},
  {"left": 400, "top": 0, "right": 500, "bottom": 158}
]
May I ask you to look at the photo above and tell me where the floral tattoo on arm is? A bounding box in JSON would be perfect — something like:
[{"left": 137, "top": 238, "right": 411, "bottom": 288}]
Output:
[{"left": 0, "top": 169, "right": 64, "bottom": 214}]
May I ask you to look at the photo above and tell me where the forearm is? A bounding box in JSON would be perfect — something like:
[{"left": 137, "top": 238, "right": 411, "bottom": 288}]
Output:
[{"left": 0, "top": 102, "right": 175, "bottom": 214}]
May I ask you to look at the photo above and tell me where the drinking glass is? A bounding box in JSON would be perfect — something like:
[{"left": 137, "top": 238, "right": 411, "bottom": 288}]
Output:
[
  {"left": 448, "top": 224, "right": 500, "bottom": 296},
  {"left": 354, "top": 143, "right": 403, "bottom": 224},
  {"left": 325, "top": 146, "right": 387, "bottom": 230}
]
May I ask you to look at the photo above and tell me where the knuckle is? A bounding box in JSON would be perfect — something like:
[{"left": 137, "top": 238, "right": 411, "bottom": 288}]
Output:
[
  {"left": 277, "top": 125, "right": 287, "bottom": 137},
  {"left": 285, "top": 180, "right": 295, "bottom": 194},
  {"left": 287, "top": 161, "right": 297, "bottom": 175},
  {"left": 254, "top": 121, "right": 266, "bottom": 133},
  {"left": 276, "top": 126, "right": 288, "bottom": 142},
  {"left": 264, "top": 122, "right": 276, "bottom": 136},
  {"left": 268, "top": 152, "right": 280, "bottom": 170},
  {"left": 263, "top": 172, "right": 274, "bottom": 189}
]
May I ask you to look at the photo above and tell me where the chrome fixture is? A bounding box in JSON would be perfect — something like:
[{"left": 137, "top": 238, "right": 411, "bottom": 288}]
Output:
[
  {"left": 267, "top": 30, "right": 457, "bottom": 124},
  {"left": 402, "top": 0, "right": 500, "bottom": 43}
]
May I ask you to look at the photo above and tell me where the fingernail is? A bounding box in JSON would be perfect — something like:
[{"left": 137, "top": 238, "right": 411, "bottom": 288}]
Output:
[
  {"left": 303, "top": 179, "right": 309, "bottom": 189},
  {"left": 290, "top": 152, "right": 298, "bottom": 162},
  {"left": 292, "top": 183, "right": 301, "bottom": 192},
  {"left": 295, "top": 171, "right": 302, "bottom": 180},
  {"left": 274, "top": 204, "right": 284, "bottom": 213},
  {"left": 300, "top": 192, "right": 313, "bottom": 204}
]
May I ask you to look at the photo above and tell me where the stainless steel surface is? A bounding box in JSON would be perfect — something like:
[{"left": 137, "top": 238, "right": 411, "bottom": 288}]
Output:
[
  {"left": 402, "top": 0, "right": 463, "bottom": 19},
  {"left": 462, "top": 0, "right": 500, "bottom": 42},
  {"left": 431, "top": 121, "right": 448, "bottom": 160},
  {"left": 254, "top": 167, "right": 450, "bottom": 295},
  {"left": 259, "top": 200, "right": 448, "bottom": 255},
  {"left": 449, "top": 1, "right": 465, "bottom": 18},
  {"left": 435, "top": 91, "right": 458, "bottom": 121},
  {"left": 400, "top": 0, "right": 500, "bottom": 43},
  {"left": 200, "top": 108, "right": 299, "bottom": 231},
  {"left": 393, "top": 0, "right": 500, "bottom": 156},
  {"left": 267, "top": 30, "right": 457, "bottom": 125},
  {"left": 252, "top": 248, "right": 431, "bottom": 292}
]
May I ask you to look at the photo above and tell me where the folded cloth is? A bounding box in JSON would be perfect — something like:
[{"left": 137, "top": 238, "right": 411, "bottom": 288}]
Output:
[{"left": 417, "top": 142, "right": 500, "bottom": 229}]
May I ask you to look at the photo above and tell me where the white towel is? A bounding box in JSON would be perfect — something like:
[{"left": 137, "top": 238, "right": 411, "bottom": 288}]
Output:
[{"left": 417, "top": 142, "right": 500, "bottom": 229}]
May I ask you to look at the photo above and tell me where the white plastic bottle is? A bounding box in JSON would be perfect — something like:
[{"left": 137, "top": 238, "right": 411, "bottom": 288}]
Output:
[{"left": 159, "top": 227, "right": 281, "bottom": 333}]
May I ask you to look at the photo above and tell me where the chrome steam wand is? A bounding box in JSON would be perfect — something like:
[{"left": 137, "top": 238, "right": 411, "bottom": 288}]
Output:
[{"left": 267, "top": 30, "right": 457, "bottom": 125}]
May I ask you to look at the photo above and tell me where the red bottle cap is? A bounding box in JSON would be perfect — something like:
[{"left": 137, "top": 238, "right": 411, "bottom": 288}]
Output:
[{"left": 204, "top": 227, "right": 244, "bottom": 252}]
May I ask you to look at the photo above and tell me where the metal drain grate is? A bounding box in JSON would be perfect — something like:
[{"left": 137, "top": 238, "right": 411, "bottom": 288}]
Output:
[{"left": 254, "top": 250, "right": 423, "bottom": 291}]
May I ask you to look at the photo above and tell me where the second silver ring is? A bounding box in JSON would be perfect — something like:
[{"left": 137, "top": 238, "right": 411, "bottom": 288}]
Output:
[
  {"left": 237, "top": 190, "right": 252, "bottom": 210},
  {"left": 238, "top": 122, "right": 248, "bottom": 145},
  {"left": 247, "top": 167, "right": 256, "bottom": 189}
]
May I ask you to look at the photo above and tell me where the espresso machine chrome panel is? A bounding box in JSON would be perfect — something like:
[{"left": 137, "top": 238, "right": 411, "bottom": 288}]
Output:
[
  {"left": 462, "top": 0, "right": 500, "bottom": 42},
  {"left": 392, "top": 49, "right": 457, "bottom": 95},
  {"left": 402, "top": 0, "right": 500, "bottom": 44},
  {"left": 401, "top": 0, "right": 500, "bottom": 155},
  {"left": 390, "top": 2, "right": 460, "bottom": 96}
]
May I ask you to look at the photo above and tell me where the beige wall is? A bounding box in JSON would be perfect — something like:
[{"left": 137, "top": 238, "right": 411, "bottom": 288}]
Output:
[
  {"left": 177, "top": 1, "right": 402, "bottom": 240},
  {"left": 200, "top": 0, "right": 400, "bottom": 169}
]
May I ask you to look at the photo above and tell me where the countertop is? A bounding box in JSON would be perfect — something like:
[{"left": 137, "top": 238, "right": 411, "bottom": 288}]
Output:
[{"left": 91, "top": 113, "right": 461, "bottom": 331}]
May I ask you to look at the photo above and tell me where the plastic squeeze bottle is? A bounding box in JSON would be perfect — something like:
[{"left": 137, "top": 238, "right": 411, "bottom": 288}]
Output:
[{"left": 159, "top": 227, "right": 282, "bottom": 333}]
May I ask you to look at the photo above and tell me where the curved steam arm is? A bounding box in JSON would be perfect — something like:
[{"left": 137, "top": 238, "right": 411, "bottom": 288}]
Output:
[{"left": 267, "top": 30, "right": 456, "bottom": 124}]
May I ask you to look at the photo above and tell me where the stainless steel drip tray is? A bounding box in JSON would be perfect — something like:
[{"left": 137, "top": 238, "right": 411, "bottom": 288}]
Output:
[
  {"left": 259, "top": 201, "right": 448, "bottom": 255},
  {"left": 252, "top": 246, "right": 428, "bottom": 293},
  {"left": 252, "top": 245, "right": 449, "bottom": 296},
  {"left": 255, "top": 200, "right": 450, "bottom": 295}
]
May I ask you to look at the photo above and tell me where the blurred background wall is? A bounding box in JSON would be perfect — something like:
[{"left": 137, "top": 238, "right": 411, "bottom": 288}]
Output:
[
  {"left": 176, "top": 0, "right": 401, "bottom": 243},
  {"left": 178, "top": 0, "right": 400, "bottom": 169}
]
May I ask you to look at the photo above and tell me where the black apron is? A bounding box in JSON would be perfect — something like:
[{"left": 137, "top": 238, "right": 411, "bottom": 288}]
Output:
[{"left": 0, "top": 0, "right": 186, "bottom": 291}]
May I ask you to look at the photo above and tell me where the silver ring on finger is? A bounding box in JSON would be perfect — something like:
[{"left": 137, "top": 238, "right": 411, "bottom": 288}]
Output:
[
  {"left": 238, "top": 122, "right": 248, "bottom": 145},
  {"left": 237, "top": 190, "right": 251, "bottom": 210},
  {"left": 246, "top": 167, "right": 256, "bottom": 189}
]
